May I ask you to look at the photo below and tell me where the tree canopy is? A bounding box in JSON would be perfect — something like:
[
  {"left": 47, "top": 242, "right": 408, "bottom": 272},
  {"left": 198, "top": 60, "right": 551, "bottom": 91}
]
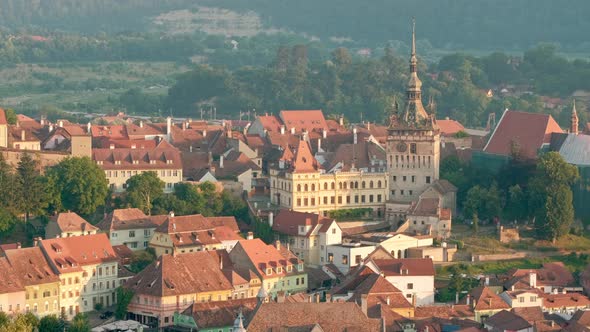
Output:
[{"left": 125, "top": 171, "right": 165, "bottom": 215}]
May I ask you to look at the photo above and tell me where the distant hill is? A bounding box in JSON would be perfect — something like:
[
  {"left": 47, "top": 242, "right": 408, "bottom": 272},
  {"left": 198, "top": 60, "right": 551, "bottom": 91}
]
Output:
[{"left": 1, "top": 0, "right": 588, "bottom": 52}]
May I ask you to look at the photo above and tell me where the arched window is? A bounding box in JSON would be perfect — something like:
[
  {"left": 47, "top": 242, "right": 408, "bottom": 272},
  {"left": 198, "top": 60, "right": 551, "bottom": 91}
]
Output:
[
  {"left": 273, "top": 180, "right": 276, "bottom": 188},
  {"left": 304, "top": 184, "right": 308, "bottom": 191},
  {"left": 377, "top": 180, "right": 382, "bottom": 188},
  {"left": 324, "top": 183, "right": 328, "bottom": 190},
  {"left": 397, "top": 250, "right": 402, "bottom": 259},
  {"left": 355, "top": 181, "right": 359, "bottom": 189},
  {"left": 350, "top": 181, "right": 354, "bottom": 189},
  {"left": 369, "top": 181, "right": 374, "bottom": 188},
  {"left": 344, "top": 182, "right": 348, "bottom": 189},
  {"left": 362, "top": 181, "right": 366, "bottom": 189},
  {"left": 331, "top": 182, "right": 335, "bottom": 190},
  {"left": 339, "top": 182, "right": 343, "bottom": 190},
  {"left": 311, "top": 184, "right": 315, "bottom": 191},
  {"left": 297, "top": 184, "right": 301, "bottom": 192}
]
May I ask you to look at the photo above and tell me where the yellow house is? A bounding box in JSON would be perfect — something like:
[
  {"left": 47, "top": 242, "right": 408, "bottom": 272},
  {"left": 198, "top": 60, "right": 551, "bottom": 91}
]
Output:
[
  {"left": 0, "top": 109, "right": 8, "bottom": 148},
  {"left": 4, "top": 247, "right": 61, "bottom": 317},
  {"left": 125, "top": 251, "right": 234, "bottom": 328}
]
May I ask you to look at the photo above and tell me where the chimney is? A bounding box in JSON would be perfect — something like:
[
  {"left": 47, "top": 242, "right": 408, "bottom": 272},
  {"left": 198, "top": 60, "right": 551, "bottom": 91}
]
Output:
[
  {"left": 466, "top": 294, "right": 470, "bottom": 306},
  {"left": 169, "top": 211, "right": 175, "bottom": 218},
  {"left": 247, "top": 231, "right": 254, "bottom": 240},
  {"left": 353, "top": 127, "right": 357, "bottom": 144},
  {"left": 322, "top": 128, "right": 327, "bottom": 139},
  {"left": 530, "top": 271, "right": 537, "bottom": 288},
  {"left": 315, "top": 293, "right": 320, "bottom": 303},
  {"left": 109, "top": 144, "right": 115, "bottom": 150},
  {"left": 220, "top": 155, "right": 224, "bottom": 168},
  {"left": 189, "top": 145, "right": 193, "bottom": 153},
  {"left": 280, "top": 125, "right": 285, "bottom": 135},
  {"left": 48, "top": 124, "right": 54, "bottom": 132},
  {"left": 203, "top": 129, "right": 207, "bottom": 137},
  {"left": 16, "top": 242, "right": 21, "bottom": 249},
  {"left": 361, "top": 294, "right": 368, "bottom": 315},
  {"left": 40, "top": 117, "right": 45, "bottom": 126},
  {"left": 87, "top": 122, "right": 91, "bottom": 133},
  {"left": 207, "top": 151, "right": 213, "bottom": 165},
  {"left": 268, "top": 212, "right": 274, "bottom": 227},
  {"left": 455, "top": 292, "right": 459, "bottom": 304},
  {"left": 386, "top": 296, "right": 390, "bottom": 305},
  {"left": 166, "top": 117, "right": 172, "bottom": 137},
  {"left": 485, "top": 277, "right": 490, "bottom": 286},
  {"left": 325, "top": 293, "right": 332, "bottom": 303},
  {"left": 339, "top": 114, "right": 344, "bottom": 126},
  {"left": 367, "top": 122, "right": 371, "bottom": 130},
  {"left": 58, "top": 120, "right": 63, "bottom": 127},
  {"left": 21, "top": 130, "right": 25, "bottom": 141},
  {"left": 139, "top": 120, "right": 143, "bottom": 128},
  {"left": 219, "top": 255, "right": 223, "bottom": 270},
  {"left": 183, "top": 121, "right": 187, "bottom": 131},
  {"left": 317, "top": 138, "right": 322, "bottom": 152},
  {"left": 275, "top": 240, "right": 281, "bottom": 250},
  {"left": 290, "top": 127, "right": 295, "bottom": 134}
]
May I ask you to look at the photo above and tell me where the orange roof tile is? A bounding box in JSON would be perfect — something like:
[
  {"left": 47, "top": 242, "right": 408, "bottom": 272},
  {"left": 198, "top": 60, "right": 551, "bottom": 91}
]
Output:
[
  {"left": 280, "top": 110, "right": 327, "bottom": 133},
  {"left": 373, "top": 258, "right": 435, "bottom": 277},
  {"left": 234, "top": 239, "right": 302, "bottom": 278},
  {"left": 437, "top": 119, "right": 465, "bottom": 136},
  {"left": 291, "top": 140, "right": 320, "bottom": 173},
  {"left": 4, "top": 247, "right": 60, "bottom": 286},
  {"left": 0, "top": 108, "right": 7, "bottom": 125},
  {"left": 52, "top": 212, "right": 98, "bottom": 233},
  {"left": 40, "top": 234, "right": 118, "bottom": 273}
]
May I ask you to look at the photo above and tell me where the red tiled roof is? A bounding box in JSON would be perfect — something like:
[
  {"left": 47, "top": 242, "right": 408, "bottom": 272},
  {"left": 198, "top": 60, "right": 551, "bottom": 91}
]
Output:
[
  {"left": 0, "top": 257, "right": 23, "bottom": 294},
  {"left": 484, "top": 110, "right": 563, "bottom": 159},
  {"left": 467, "top": 286, "right": 510, "bottom": 311},
  {"left": 280, "top": 110, "right": 327, "bottom": 133},
  {"left": 415, "top": 305, "right": 474, "bottom": 319},
  {"left": 91, "top": 125, "right": 127, "bottom": 140},
  {"left": 233, "top": 239, "right": 302, "bottom": 278},
  {"left": 542, "top": 293, "right": 590, "bottom": 309},
  {"left": 0, "top": 108, "right": 7, "bottom": 125},
  {"left": 257, "top": 115, "right": 283, "bottom": 133},
  {"left": 182, "top": 298, "right": 258, "bottom": 329},
  {"left": 373, "top": 258, "right": 435, "bottom": 277},
  {"left": 126, "top": 250, "right": 233, "bottom": 297},
  {"left": 62, "top": 124, "right": 89, "bottom": 136},
  {"left": 437, "top": 119, "right": 465, "bottom": 136},
  {"left": 40, "top": 234, "right": 118, "bottom": 273},
  {"left": 247, "top": 302, "right": 382, "bottom": 332},
  {"left": 4, "top": 247, "right": 60, "bottom": 286},
  {"left": 52, "top": 212, "right": 98, "bottom": 233},
  {"left": 96, "top": 208, "right": 160, "bottom": 231},
  {"left": 273, "top": 210, "right": 335, "bottom": 237},
  {"left": 291, "top": 140, "right": 320, "bottom": 173},
  {"left": 92, "top": 139, "right": 181, "bottom": 170}
]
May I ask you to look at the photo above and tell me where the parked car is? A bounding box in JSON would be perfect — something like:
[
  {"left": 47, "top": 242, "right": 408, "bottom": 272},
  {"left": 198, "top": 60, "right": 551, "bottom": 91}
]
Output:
[{"left": 100, "top": 311, "right": 114, "bottom": 319}]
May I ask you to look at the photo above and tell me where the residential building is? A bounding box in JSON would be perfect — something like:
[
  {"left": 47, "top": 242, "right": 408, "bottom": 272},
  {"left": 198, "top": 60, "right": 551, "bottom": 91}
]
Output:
[
  {"left": 366, "top": 258, "right": 435, "bottom": 306},
  {"left": 125, "top": 251, "right": 234, "bottom": 328},
  {"left": 272, "top": 209, "right": 342, "bottom": 266},
  {"left": 4, "top": 247, "right": 61, "bottom": 317},
  {"left": 541, "top": 293, "right": 590, "bottom": 318},
  {"left": 8, "top": 126, "right": 41, "bottom": 150},
  {"left": 504, "top": 263, "right": 575, "bottom": 294},
  {"left": 39, "top": 234, "right": 120, "bottom": 318},
  {"left": 269, "top": 139, "right": 388, "bottom": 217},
  {"left": 96, "top": 208, "right": 163, "bottom": 251},
  {"left": 92, "top": 139, "right": 182, "bottom": 193},
  {"left": 45, "top": 212, "right": 98, "bottom": 239},
  {"left": 42, "top": 123, "right": 93, "bottom": 158},
  {"left": 386, "top": 22, "right": 440, "bottom": 204},
  {"left": 0, "top": 257, "right": 25, "bottom": 315},
  {"left": 149, "top": 213, "right": 241, "bottom": 257},
  {"left": 229, "top": 239, "right": 307, "bottom": 297},
  {"left": 464, "top": 286, "right": 510, "bottom": 323},
  {"left": 246, "top": 302, "right": 382, "bottom": 331},
  {"left": 405, "top": 196, "right": 452, "bottom": 238},
  {"left": 348, "top": 232, "right": 433, "bottom": 259},
  {"left": 499, "top": 289, "right": 544, "bottom": 309},
  {"left": 326, "top": 243, "right": 376, "bottom": 275},
  {"left": 0, "top": 108, "right": 7, "bottom": 148}
]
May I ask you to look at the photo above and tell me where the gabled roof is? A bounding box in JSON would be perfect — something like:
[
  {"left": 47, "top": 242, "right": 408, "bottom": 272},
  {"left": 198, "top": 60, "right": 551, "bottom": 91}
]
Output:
[
  {"left": 0, "top": 257, "right": 23, "bottom": 294},
  {"left": 372, "top": 258, "right": 435, "bottom": 277},
  {"left": 0, "top": 108, "right": 7, "bottom": 125},
  {"left": 125, "top": 250, "right": 233, "bottom": 297},
  {"left": 4, "top": 247, "right": 60, "bottom": 286},
  {"left": 233, "top": 239, "right": 302, "bottom": 278},
  {"left": 437, "top": 119, "right": 465, "bottom": 136},
  {"left": 40, "top": 234, "right": 118, "bottom": 274},
  {"left": 155, "top": 214, "right": 239, "bottom": 234},
  {"left": 280, "top": 110, "right": 327, "bottom": 133},
  {"left": 182, "top": 298, "right": 258, "bottom": 329},
  {"left": 467, "top": 286, "right": 510, "bottom": 311},
  {"left": 551, "top": 132, "right": 590, "bottom": 166},
  {"left": 96, "top": 208, "right": 162, "bottom": 231},
  {"left": 257, "top": 115, "right": 283, "bottom": 133},
  {"left": 541, "top": 293, "right": 590, "bottom": 309},
  {"left": 484, "top": 110, "right": 563, "bottom": 159},
  {"left": 246, "top": 302, "right": 382, "bottom": 332},
  {"left": 485, "top": 310, "right": 532, "bottom": 331},
  {"left": 51, "top": 212, "right": 98, "bottom": 233},
  {"left": 92, "top": 139, "right": 182, "bottom": 170},
  {"left": 273, "top": 210, "right": 337, "bottom": 237},
  {"left": 291, "top": 140, "right": 320, "bottom": 173},
  {"left": 327, "top": 140, "right": 386, "bottom": 171}
]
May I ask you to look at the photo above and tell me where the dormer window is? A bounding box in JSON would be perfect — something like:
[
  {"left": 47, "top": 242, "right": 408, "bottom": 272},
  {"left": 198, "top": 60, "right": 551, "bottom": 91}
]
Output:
[
  {"left": 132, "top": 160, "right": 139, "bottom": 165},
  {"left": 286, "top": 265, "right": 292, "bottom": 272},
  {"left": 166, "top": 160, "right": 173, "bottom": 164},
  {"left": 298, "top": 264, "right": 303, "bottom": 271},
  {"left": 266, "top": 268, "right": 272, "bottom": 276},
  {"left": 150, "top": 160, "right": 156, "bottom": 165},
  {"left": 96, "top": 161, "right": 103, "bottom": 165},
  {"left": 276, "top": 267, "right": 283, "bottom": 274},
  {"left": 114, "top": 160, "right": 121, "bottom": 165}
]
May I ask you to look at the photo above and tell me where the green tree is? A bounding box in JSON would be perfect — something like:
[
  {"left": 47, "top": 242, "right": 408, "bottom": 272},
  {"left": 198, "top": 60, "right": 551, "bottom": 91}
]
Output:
[
  {"left": 3, "top": 109, "right": 16, "bottom": 125},
  {"left": 16, "top": 153, "right": 48, "bottom": 222},
  {"left": 115, "top": 287, "right": 135, "bottom": 320},
  {"left": 530, "top": 152, "right": 579, "bottom": 241},
  {"left": 125, "top": 171, "right": 164, "bottom": 215},
  {"left": 129, "top": 249, "right": 156, "bottom": 273},
  {"left": 68, "top": 313, "right": 90, "bottom": 332},
  {"left": 39, "top": 315, "right": 64, "bottom": 332},
  {"left": 505, "top": 185, "right": 527, "bottom": 222},
  {"left": 0, "top": 312, "right": 8, "bottom": 327},
  {"left": 47, "top": 157, "right": 109, "bottom": 215},
  {"left": 472, "top": 213, "right": 479, "bottom": 233}
]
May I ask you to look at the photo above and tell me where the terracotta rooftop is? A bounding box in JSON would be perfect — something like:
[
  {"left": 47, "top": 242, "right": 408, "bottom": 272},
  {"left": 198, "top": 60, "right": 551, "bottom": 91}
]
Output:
[
  {"left": 484, "top": 110, "right": 563, "bottom": 159},
  {"left": 155, "top": 214, "right": 239, "bottom": 234},
  {"left": 92, "top": 139, "right": 181, "bottom": 170},
  {"left": 4, "top": 247, "right": 60, "bottom": 286},
  {"left": 291, "top": 140, "right": 320, "bottom": 173},
  {"left": 437, "top": 119, "right": 465, "bottom": 136},
  {"left": 327, "top": 140, "right": 386, "bottom": 171},
  {"left": 0, "top": 108, "right": 7, "bottom": 125},
  {"left": 126, "top": 250, "right": 233, "bottom": 297},
  {"left": 40, "top": 234, "right": 117, "bottom": 274},
  {"left": 50, "top": 212, "right": 98, "bottom": 233},
  {"left": 257, "top": 115, "right": 283, "bottom": 133},
  {"left": 183, "top": 298, "right": 258, "bottom": 330},
  {"left": 273, "top": 210, "right": 336, "bottom": 237},
  {"left": 414, "top": 304, "right": 474, "bottom": 319},
  {"left": 542, "top": 293, "right": 590, "bottom": 309},
  {"left": 0, "top": 257, "right": 23, "bottom": 294},
  {"left": 280, "top": 110, "right": 327, "bottom": 133},
  {"left": 97, "top": 208, "right": 161, "bottom": 231},
  {"left": 233, "top": 239, "right": 303, "bottom": 279},
  {"left": 372, "top": 258, "right": 435, "bottom": 277},
  {"left": 91, "top": 125, "right": 128, "bottom": 140},
  {"left": 485, "top": 310, "right": 532, "bottom": 331},
  {"left": 246, "top": 302, "right": 382, "bottom": 332},
  {"left": 467, "top": 286, "right": 510, "bottom": 311}
]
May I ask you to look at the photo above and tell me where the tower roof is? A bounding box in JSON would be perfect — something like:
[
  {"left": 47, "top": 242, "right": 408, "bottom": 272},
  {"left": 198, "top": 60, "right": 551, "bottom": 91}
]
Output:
[{"left": 388, "top": 19, "right": 437, "bottom": 132}]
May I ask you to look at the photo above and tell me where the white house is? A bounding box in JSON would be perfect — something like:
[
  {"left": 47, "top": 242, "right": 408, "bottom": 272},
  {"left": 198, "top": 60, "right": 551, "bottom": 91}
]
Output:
[
  {"left": 365, "top": 258, "right": 435, "bottom": 306},
  {"left": 326, "top": 243, "right": 376, "bottom": 275}
]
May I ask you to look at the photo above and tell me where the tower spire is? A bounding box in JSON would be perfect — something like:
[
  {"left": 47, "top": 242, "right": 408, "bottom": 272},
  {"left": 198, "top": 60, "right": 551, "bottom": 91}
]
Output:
[
  {"left": 410, "top": 17, "right": 417, "bottom": 73},
  {"left": 572, "top": 99, "right": 579, "bottom": 135}
]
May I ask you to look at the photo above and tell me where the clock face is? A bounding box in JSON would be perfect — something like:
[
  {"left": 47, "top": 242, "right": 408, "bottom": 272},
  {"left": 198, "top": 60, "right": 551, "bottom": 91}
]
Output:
[{"left": 397, "top": 142, "right": 407, "bottom": 152}]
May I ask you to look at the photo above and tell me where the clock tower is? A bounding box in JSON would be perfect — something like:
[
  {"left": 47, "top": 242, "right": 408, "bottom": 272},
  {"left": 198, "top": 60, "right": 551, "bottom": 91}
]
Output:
[{"left": 386, "top": 19, "right": 440, "bottom": 203}]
